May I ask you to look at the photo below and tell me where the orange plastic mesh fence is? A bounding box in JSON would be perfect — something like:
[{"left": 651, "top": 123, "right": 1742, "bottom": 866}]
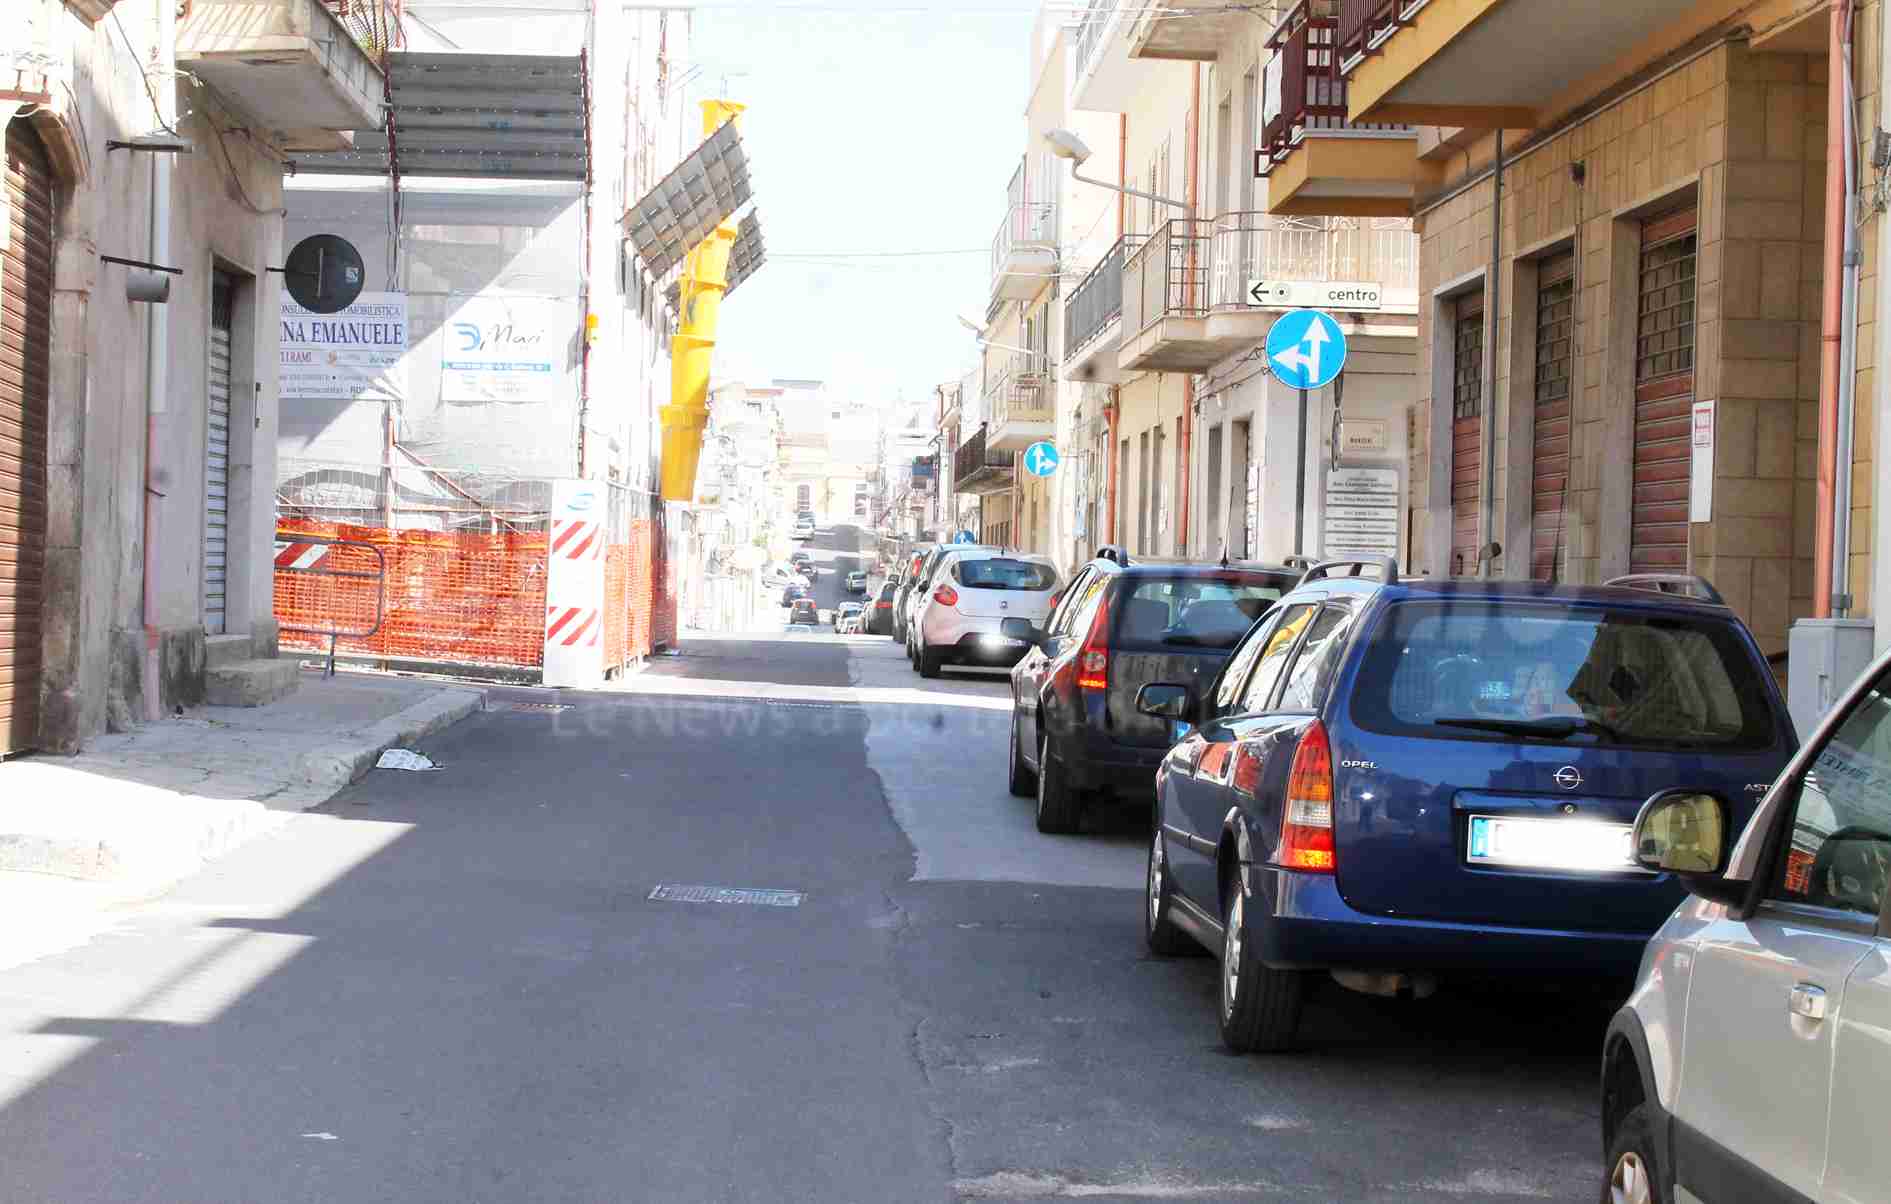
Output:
[{"left": 275, "top": 519, "right": 549, "bottom": 668}]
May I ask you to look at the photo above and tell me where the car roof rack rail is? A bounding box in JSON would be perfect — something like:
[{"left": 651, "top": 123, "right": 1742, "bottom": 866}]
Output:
[
  {"left": 1094, "top": 544, "right": 1130, "bottom": 566},
  {"left": 1298, "top": 555, "right": 1400, "bottom": 585},
  {"left": 1280, "top": 554, "right": 1316, "bottom": 572},
  {"left": 1603, "top": 573, "right": 1726, "bottom": 605}
]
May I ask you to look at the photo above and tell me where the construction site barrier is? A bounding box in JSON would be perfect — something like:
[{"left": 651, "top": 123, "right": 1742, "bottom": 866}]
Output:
[{"left": 274, "top": 532, "right": 386, "bottom": 677}]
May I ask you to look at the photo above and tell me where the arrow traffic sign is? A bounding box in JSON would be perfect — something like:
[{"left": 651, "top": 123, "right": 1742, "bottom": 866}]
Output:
[
  {"left": 1265, "top": 308, "right": 1347, "bottom": 391},
  {"left": 1023, "top": 441, "right": 1061, "bottom": 478}
]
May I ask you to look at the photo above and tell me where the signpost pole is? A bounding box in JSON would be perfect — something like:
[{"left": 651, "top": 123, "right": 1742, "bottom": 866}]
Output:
[{"left": 1294, "top": 387, "right": 1308, "bottom": 555}]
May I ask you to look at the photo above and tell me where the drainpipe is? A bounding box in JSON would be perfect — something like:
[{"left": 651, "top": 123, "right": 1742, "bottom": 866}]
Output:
[
  {"left": 1179, "top": 63, "right": 1200, "bottom": 554},
  {"left": 1814, "top": 0, "right": 1849, "bottom": 618},
  {"left": 1479, "top": 130, "right": 1504, "bottom": 578},
  {"left": 142, "top": 0, "right": 176, "bottom": 720},
  {"left": 1831, "top": 0, "right": 1861, "bottom": 614},
  {"left": 1106, "top": 112, "right": 1127, "bottom": 548}
]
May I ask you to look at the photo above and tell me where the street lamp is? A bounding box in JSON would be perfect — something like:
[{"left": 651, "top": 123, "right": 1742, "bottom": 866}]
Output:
[
  {"left": 956, "top": 313, "right": 1034, "bottom": 355},
  {"left": 1042, "top": 127, "right": 1191, "bottom": 213}
]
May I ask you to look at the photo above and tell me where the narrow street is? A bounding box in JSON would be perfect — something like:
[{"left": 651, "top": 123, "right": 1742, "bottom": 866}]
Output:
[{"left": 0, "top": 530, "right": 1604, "bottom": 1204}]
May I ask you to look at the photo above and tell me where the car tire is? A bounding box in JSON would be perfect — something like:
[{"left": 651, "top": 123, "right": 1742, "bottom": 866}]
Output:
[
  {"left": 1217, "top": 880, "right": 1303, "bottom": 1053},
  {"left": 1145, "top": 825, "right": 1191, "bottom": 956},
  {"left": 1034, "top": 734, "right": 1082, "bottom": 834},
  {"left": 918, "top": 645, "right": 943, "bottom": 679},
  {"left": 1601, "top": 1105, "right": 1665, "bottom": 1204},
  {"left": 1007, "top": 711, "right": 1037, "bottom": 798}
]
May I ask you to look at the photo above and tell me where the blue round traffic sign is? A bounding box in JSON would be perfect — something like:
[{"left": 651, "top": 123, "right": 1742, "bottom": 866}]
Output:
[
  {"left": 1266, "top": 308, "right": 1347, "bottom": 391},
  {"left": 1023, "top": 441, "right": 1060, "bottom": 478}
]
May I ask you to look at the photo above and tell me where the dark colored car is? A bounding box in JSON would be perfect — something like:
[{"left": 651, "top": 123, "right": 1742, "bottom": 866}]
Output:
[
  {"left": 889, "top": 545, "right": 935, "bottom": 644},
  {"left": 780, "top": 584, "right": 810, "bottom": 607},
  {"left": 868, "top": 581, "right": 898, "bottom": 635},
  {"left": 790, "top": 551, "right": 816, "bottom": 578},
  {"left": 1137, "top": 560, "right": 1797, "bottom": 1053},
  {"left": 1003, "top": 546, "right": 1301, "bottom": 834},
  {"left": 788, "top": 599, "right": 819, "bottom": 625}
]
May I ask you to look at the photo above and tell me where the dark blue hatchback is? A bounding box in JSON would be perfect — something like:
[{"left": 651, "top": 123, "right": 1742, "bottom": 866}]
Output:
[{"left": 1137, "top": 558, "right": 1797, "bottom": 1053}]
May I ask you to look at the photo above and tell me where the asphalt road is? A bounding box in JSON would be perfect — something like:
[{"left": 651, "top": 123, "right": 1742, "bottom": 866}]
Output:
[{"left": 0, "top": 525, "right": 1605, "bottom": 1203}]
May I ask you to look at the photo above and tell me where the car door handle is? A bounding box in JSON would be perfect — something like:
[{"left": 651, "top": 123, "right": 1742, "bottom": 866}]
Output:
[{"left": 1788, "top": 983, "right": 1828, "bottom": 1021}]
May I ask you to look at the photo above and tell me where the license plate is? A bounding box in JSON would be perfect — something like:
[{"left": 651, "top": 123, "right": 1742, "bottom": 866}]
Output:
[{"left": 1466, "top": 815, "right": 1638, "bottom": 873}]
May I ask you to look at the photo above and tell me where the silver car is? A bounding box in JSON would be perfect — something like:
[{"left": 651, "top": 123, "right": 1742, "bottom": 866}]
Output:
[
  {"left": 1601, "top": 647, "right": 1891, "bottom": 1203},
  {"left": 911, "top": 550, "right": 1059, "bottom": 679}
]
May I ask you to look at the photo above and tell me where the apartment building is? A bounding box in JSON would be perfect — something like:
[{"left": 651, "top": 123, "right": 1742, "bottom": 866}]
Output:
[
  {"left": 1262, "top": 0, "right": 1880, "bottom": 700},
  {"left": 975, "top": 1, "right": 1421, "bottom": 577}
]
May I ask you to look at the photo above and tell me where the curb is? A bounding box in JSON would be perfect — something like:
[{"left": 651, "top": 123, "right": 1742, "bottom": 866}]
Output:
[{"left": 297, "top": 688, "right": 488, "bottom": 791}]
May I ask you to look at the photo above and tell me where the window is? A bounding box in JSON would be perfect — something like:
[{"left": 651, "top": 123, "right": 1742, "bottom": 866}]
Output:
[
  {"left": 1453, "top": 293, "right": 1484, "bottom": 420},
  {"left": 1212, "top": 607, "right": 1283, "bottom": 719},
  {"left": 1236, "top": 602, "right": 1318, "bottom": 714},
  {"left": 1113, "top": 576, "right": 1284, "bottom": 651},
  {"left": 1275, "top": 605, "right": 1357, "bottom": 712},
  {"left": 1062, "top": 572, "right": 1111, "bottom": 640},
  {"left": 1045, "top": 567, "right": 1094, "bottom": 635},
  {"left": 952, "top": 557, "right": 1058, "bottom": 591},
  {"left": 1772, "top": 672, "right": 1891, "bottom": 918},
  {"left": 1350, "top": 602, "right": 1780, "bottom": 752}
]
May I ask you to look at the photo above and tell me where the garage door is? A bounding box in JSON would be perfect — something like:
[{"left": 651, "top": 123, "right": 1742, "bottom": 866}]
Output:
[
  {"left": 1531, "top": 251, "right": 1575, "bottom": 581},
  {"left": 1450, "top": 289, "right": 1483, "bottom": 576},
  {"left": 1631, "top": 209, "right": 1697, "bottom": 573},
  {"left": 204, "top": 273, "right": 233, "bottom": 635},
  {"left": 2, "top": 122, "right": 53, "bottom": 756}
]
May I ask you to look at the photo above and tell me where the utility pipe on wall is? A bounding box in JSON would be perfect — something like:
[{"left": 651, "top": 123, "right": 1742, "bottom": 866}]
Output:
[
  {"left": 1814, "top": 0, "right": 1849, "bottom": 618},
  {"left": 1480, "top": 130, "right": 1504, "bottom": 578},
  {"left": 1179, "top": 63, "right": 1200, "bottom": 554},
  {"left": 1832, "top": 0, "right": 1861, "bottom": 614},
  {"left": 142, "top": 0, "right": 176, "bottom": 721}
]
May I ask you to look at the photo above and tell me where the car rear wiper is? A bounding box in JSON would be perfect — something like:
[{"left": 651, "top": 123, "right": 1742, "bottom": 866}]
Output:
[{"left": 1432, "top": 715, "right": 1626, "bottom": 742}]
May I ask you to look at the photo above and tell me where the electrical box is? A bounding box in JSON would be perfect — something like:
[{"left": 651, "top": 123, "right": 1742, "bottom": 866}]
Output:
[{"left": 1786, "top": 618, "right": 1876, "bottom": 739}]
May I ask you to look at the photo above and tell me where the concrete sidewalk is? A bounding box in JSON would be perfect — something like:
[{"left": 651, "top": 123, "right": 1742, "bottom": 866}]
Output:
[{"left": 0, "top": 670, "right": 485, "bottom": 964}]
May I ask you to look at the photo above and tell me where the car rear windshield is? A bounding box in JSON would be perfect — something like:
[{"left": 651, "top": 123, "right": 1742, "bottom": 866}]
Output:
[
  {"left": 1349, "top": 601, "right": 1780, "bottom": 752},
  {"left": 877, "top": 583, "right": 897, "bottom": 600},
  {"left": 951, "top": 558, "right": 1057, "bottom": 591},
  {"left": 1112, "top": 576, "right": 1286, "bottom": 650}
]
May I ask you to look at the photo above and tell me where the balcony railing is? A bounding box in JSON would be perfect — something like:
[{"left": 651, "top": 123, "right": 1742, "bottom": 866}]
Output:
[
  {"left": 323, "top": 0, "right": 404, "bottom": 57},
  {"left": 1064, "top": 233, "right": 1139, "bottom": 357},
  {"left": 1336, "top": 0, "right": 1405, "bottom": 75},
  {"left": 1259, "top": 0, "right": 1409, "bottom": 174},
  {"left": 1072, "top": 0, "right": 1121, "bottom": 83},
  {"left": 1207, "top": 213, "right": 1418, "bottom": 308},
  {"left": 991, "top": 201, "right": 1057, "bottom": 279},
  {"left": 954, "top": 425, "right": 1014, "bottom": 490},
  {"left": 985, "top": 351, "right": 1055, "bottom": 428},
  {"left": 1122, "top": 218, "right": 1210, "bottom": 334}
]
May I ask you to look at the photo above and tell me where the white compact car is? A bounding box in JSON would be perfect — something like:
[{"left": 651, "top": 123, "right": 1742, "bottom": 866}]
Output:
[
  {"left": 791, "top": 519, "right": 815, "bottom": 541},
  {"left": 911, "top": 550, "right": 1059, "bottom": 679},
  {"left": 1600, "top": 646, "right": 1891, "bottom": 1204}
]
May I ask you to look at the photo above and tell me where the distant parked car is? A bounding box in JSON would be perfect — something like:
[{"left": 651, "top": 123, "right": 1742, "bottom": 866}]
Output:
[
  {"left": 834, "top": 602, "right": 864, "bottom": 634},
  {"left": 1004, "top": 547, "right": 1299, "bottom": 833},
  {"left": 890, "top": 546, "right": 936, "bottom": 644},
  {"left": 868, "top": 581, "right": 898, "bottom": 635},
  {"left": 780, "top": 584, "right": 810, "bottom": 607},
  {"left": 910, "top": 549, "right": 1059, "bottom": 679},
  {"left": 787, "top": 598, "right": 819, "bottom": 626},
  {"left": 792, "top": 518, "right": 815, "bottom": 541},
  {"left": 846, "top": 571, "right": 868, "bottom": 593},
  {"left": 904, "top": 543, "right": 998, "bottom": 662},
  {"left": 1139, "top": 560, "right": 1795, "bottom": 1053}
]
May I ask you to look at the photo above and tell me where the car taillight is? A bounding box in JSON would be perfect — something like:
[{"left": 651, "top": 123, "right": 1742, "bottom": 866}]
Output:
[
  {"left": 1279, "top": 720, "right": 1335, "bottom": 873},
  {"left": 1075, "top": 593, "right": 1111, "bottom": 691},
  {"left": 875, "top": 601, "right": 892, "bottom": 609},
  {"left": 934, "top": 584, "right": 959, "bottom": 607}
]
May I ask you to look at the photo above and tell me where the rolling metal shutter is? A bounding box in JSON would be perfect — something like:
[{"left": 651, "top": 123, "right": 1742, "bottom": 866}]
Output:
[
  {"left": 2, "top": 122, "right": 53, "bottom": 756},
  {"left": 1531, "top": 251, "right": 1575, "bottom": 581},
  {"left": 1450, "top": 291, "right": 1483, "bottom": 576},
  {"left": 204, "top": 274, "right": 234, "bottom": 635},
  {"left": 1631, "top": 209, "right": 1697, "bottom": 572}
]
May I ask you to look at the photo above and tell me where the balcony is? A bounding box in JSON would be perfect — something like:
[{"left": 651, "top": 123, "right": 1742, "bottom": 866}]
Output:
[
  {"left": 1118, "top": 218, "right": 1223, "bottom": 372},
  {"left": 1063, "top": 233, "right": 1137, "bottom": 383},
  {"left": 954, "top": 425, "right": 1015, "bottom": 496},
  {"left": 991, "top": 160, "right": 1057, "bottom": 302},
  {"left": 177, "top": 0, "right": 385, "bottom": 151},
  {"left": 1069, "top": 0, "right": 1181, "bottom": 113},
  {"left": 1259, "top": 1, "right": 1418, "bottom": 218},
  {"left": 1205, "top": 213, "right": 1419, "bottom": 345},
  {"left": 1128, "top": 0, "right": 1246, "bottom": 61},
  {"left": 1338, "top": 0, "right": 1710, "bottom": 127},
  {"left": 984, "top": 351, "right": 1056, "bottom": 454}
]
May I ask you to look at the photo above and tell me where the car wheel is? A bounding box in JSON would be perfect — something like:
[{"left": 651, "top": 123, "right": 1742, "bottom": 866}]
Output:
[
  {"left": 1034, "top": 734, "right": 1081, "bottom": 834},
  {"left": 1217, "top": 880, "right": 1303, "bottom": 1053},
  {"left": 918, "top": 645, "right": 943, "bottom": 679},
  {"left": 1145, "top": 825, "right": 1190, "bottom": 956},
  {"left": 1007, "top": 710, "right": 1037, "bottom": 798},
  {"left": 1601, "top": 1105, "right": 1664, "bottom": 1204}
]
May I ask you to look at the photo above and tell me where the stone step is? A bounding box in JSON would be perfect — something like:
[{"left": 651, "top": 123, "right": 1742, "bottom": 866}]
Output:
[
  {"left": 205, "top": 658, "right": 300, "bottom": 708},
  {"left": 204, "top": 633, "right": 254, "bottom": 669}
]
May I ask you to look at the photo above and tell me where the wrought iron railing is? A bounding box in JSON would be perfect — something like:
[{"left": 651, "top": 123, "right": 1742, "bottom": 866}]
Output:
[
  {"left": 1072, "top": 0, "right": 1121, "bottom": 85},
  {"left": 1207, "top": 213, "right": 1418, "bottom": 308},
  {"left": 1122, "top": 218, "right": 1210, "bottom": 334},
  {"left": 985, "top": 350, "right": 1054, "bottom": 428},
  {"left": 1336, "top": 0, "right": 1405, "bottom": 73},
  {"left": 1259, "top": 0, "right": 1410, "bottom": 175},
  {"left": 321, "top": 0, "right": 404, "bottom": 57},
  {"left": 991, "top": 200, "right": 1057, "bottom": 281},
  {"left": 1064, "top": 233, "right": 1138, "bottom": 358},
  {"left": 953, "top": 425, "right": 1013, "bottom": 490}
]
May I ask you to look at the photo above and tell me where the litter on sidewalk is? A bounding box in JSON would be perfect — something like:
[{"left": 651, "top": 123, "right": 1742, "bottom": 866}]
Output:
[{"left": 375, "top": 748, "right": 441, "bottom": 772}]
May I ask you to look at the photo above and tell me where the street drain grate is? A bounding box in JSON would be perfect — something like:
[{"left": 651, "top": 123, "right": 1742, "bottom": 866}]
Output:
[
  {"left": 498, "top": 701, "right": 572, "bottom": 713},
  {"left": 648, "top": 884, "right": 805, "bottom": 908}
]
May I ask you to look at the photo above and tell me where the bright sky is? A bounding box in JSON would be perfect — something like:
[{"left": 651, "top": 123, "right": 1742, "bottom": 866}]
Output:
[{"left": 682, "top": 2, "right": 1045, "bottom": 404}]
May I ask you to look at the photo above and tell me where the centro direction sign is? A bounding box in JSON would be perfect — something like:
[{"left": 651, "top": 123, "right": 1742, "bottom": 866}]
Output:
[{"left": 1247, "top": 279, "right": 1382, "bottom": 311}]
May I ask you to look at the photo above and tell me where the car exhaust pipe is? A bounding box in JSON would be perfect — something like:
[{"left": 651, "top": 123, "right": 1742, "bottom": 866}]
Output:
[{"left": 1331, "top": 969, "right": 1438, "bottom": 1000}]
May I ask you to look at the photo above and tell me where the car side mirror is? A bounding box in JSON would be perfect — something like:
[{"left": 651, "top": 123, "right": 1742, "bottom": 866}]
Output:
[
  {"left": 1632, "top": 790, "right": 1745, "bottom": 905},
  {"left": 1136, "top": 683, "right": 1197, "bottom": 724},
  {"left": 1000, "top": 617, "right": 1045, "bottom": 647}
]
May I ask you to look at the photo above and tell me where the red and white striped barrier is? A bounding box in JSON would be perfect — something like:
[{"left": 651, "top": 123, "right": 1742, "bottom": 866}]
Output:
[
  {"left": 544, "top": 481, "right": 607, "bottom": 686},
  {"left": 550, "top": 517, "right": 601, "bottom": 561},
  {"left": 273, "top": 539, "right": 329, "bottom": 570},
  {"left": 545, "top": 605, "right": 600, "bottom": 648}
]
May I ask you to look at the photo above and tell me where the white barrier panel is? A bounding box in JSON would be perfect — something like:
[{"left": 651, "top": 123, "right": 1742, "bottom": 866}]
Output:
[{"left": 543, "top": 479, "right": 607, "bottom": 687}]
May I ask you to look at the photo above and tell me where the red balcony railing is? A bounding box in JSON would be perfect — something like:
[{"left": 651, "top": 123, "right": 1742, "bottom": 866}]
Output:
[
  {"left": 1336, "top": 0, "right": 1404, "bottom": 74},
  {"left": 1258, "top": 0, "right": 1409, "bottom": 176}
]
